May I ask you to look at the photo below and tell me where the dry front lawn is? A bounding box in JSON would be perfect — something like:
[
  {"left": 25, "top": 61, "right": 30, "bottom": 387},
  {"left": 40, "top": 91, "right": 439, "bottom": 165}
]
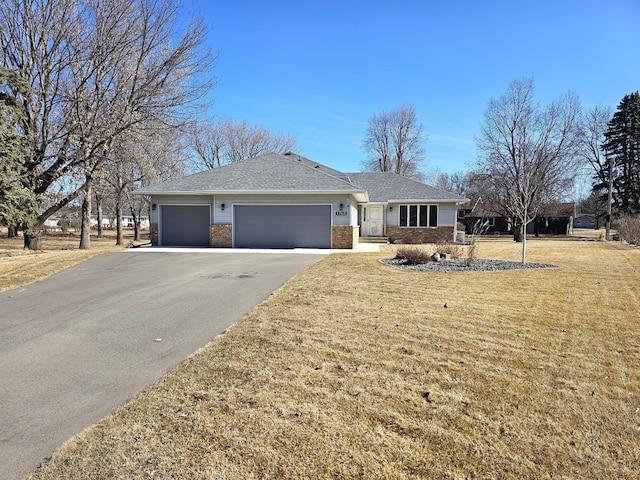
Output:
[
  {"left": 24, "top": 238, "right": 640, "bottom": 479},
  {"left": 0, "top": 230, "right": 142, "bottom": 292}
]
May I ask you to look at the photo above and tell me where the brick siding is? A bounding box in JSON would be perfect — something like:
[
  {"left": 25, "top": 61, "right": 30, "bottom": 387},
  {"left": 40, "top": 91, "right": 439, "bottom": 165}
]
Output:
[
  {"left": 386, "top": 226, "right": 454, "bottom": 244},
  {"left": 332, "top": 225, "right": 359, "bottom": 249},
  {"left": 150, "top": 223, "right": 158, "bottom": 246},
  {"left": 211, "top": 224, "right": 232, "bottom": 247}
]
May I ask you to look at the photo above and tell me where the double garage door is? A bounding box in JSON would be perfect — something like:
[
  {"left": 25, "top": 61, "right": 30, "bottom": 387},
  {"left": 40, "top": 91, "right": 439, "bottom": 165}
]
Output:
[
  {"left": 235, "top": 205, "right": 331, "bottom": 248},
  {"left": 160, "top": 204, "right": 332, "bottom": 248}
]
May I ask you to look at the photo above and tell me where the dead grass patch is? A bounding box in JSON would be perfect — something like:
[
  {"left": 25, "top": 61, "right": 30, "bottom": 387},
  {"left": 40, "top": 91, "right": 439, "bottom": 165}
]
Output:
[
  {"left": 26, "top": 239, "right": 640, "bottom": 479},
  {"left": 0, "top": 229, "right": 145, "bottom": 292}
]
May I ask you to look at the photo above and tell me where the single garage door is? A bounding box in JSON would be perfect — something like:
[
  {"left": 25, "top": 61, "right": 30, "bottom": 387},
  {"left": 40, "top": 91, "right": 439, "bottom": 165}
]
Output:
[
  {"left": 160, "top": 205, "right": 210, "bottom": 246},
  {"left": 234, "top": 205, "right": 331, "bottom": 248}
]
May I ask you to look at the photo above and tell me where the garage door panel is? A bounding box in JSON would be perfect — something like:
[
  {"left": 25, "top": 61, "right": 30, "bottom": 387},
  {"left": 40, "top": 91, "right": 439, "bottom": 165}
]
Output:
[
  {"left": 161, "top": 205, "right": 210, "bottom": 246},
  {"left": 234, "top": 205, "right": 331, "bottom": 248}
]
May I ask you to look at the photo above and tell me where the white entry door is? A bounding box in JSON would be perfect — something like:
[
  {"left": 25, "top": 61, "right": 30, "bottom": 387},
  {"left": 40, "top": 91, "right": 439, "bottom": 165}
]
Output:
[{"left": 365, "top": 205, "right": 384, "bottom": 236}]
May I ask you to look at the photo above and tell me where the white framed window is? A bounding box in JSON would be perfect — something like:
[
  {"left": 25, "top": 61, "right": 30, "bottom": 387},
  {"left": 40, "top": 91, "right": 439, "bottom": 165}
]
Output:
[{"left": 399, "top": 204, "right": 438, "bottom": 227}]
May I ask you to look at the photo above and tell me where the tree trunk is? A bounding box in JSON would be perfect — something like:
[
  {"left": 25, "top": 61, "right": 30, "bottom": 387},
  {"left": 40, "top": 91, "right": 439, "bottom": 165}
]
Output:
[
  {"left": 133, "top": 220, "right": 140, "bottom": 241},
  {"left": 23, "top": 229, "right": 42, "bottom": 250},
  {"left": 521, "top": 223, "right": 527, "bottom": 264},
  {"left": 513, "top": 222, "right": 523, "bottom": 242},
  {"left": 8, "top": 226, "right": 17, "bottom": 237},
  {"left": 115, "top": 201, "right": 123, "bottom": 246},
  {"left": 79, "top": 184, "right": 92, "bottom": 249},
  {"left": 131, "top": 205, "right": 141, "bottom": 241},
  {"left": 96, "top": 192, "right": 104, "bottom": 238}
]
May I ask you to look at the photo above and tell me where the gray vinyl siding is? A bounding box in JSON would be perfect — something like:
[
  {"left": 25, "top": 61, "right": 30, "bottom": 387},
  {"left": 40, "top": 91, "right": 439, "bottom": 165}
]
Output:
[
  {"left": 213, "top": 194, "right": 355, "bottom": 226},
  {"left": 150, "top": 195, "right": 212, "bottom": 224}
]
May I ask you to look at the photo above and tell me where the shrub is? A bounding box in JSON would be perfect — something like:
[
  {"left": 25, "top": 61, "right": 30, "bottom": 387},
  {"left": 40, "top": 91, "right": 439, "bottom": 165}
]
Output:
[
  {"left": 435, "top": 239, "right": 463, "bottom": 259},
  {"left": 614, "top": 216, "right": 640, "bottom": 246},
  {"left": 394, "top": 246, "right": 432, "bottom": 265},
  {"left": 465, "top": 218, "right": 489, "bottom": 267}
]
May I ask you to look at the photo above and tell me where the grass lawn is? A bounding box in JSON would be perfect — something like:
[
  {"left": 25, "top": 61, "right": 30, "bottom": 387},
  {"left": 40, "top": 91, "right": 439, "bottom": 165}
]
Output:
[
  {"left": 8, "top": 233, "right": 640, "bottom": 478},
  {"left": 0, "top": 229, "right": 145, "bottom": 293}
]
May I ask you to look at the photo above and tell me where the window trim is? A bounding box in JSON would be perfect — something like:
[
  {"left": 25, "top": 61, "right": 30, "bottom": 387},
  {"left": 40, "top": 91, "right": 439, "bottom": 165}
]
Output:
[
  {"left": 398, "top": 204, "right": 439, "bottom": 228},
  {"left": 484, "top": 216, "right": 495, "bottom": 227}
]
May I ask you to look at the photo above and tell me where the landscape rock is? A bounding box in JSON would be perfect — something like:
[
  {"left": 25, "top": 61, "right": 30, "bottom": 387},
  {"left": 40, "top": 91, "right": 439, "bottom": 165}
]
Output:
[{"left": 381, "top": 258, "right": 557, "bottom": 272}]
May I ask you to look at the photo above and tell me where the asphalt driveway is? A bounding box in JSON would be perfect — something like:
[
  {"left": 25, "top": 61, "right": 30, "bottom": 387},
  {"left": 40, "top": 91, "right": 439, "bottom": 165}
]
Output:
[{"left": 0, "top": 250, "right": 325, "bottom": 480}]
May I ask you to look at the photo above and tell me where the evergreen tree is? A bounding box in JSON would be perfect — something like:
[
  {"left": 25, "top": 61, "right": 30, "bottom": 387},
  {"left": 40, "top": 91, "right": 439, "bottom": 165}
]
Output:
[
  {"left": 600, "top": 92, "right": 640, "bottom": 214},
  {"left": 0, "top": 67, "right": 37, "bottom": 235}
]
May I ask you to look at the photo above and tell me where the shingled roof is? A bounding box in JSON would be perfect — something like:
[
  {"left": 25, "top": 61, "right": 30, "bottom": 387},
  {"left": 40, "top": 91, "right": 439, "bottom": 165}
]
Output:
[
  {"left": 346, "top": 172, "right": 467, "bottom": 203},
  {"left": 136, "top": 153, "right": 367, "bottom": 198},
  {"left": 136, "top": 152, "right": 467, "bottom": 204}
]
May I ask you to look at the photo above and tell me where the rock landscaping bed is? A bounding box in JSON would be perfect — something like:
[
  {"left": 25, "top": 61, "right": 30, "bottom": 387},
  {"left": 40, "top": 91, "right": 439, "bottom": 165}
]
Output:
[{"left": 381, "top": 257, "right": 557, "bottom": 272}]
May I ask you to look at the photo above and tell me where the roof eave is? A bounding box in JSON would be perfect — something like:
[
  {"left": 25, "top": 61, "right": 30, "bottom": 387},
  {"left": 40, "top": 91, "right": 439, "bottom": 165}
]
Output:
[
  {"left": 135, "top": 189, "right": 369, "bottom": 202},
  {"left": 387, "top": 198, "right": 470, "bottom": 204}
]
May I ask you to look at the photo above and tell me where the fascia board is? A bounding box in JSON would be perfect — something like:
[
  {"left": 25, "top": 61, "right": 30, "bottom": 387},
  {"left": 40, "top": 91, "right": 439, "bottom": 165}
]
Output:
[
  {"left": 135, "top": 189, "right": 369, "bottom": 200},
  {"left": 387, "top": 198, "right": 470, "bottom": 204}
]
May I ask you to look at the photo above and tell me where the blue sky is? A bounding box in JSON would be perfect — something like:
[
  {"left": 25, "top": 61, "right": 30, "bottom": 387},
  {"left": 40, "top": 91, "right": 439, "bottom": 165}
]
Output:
[{"left": 194, "top": 0, "right": 640, "bottom": 176}]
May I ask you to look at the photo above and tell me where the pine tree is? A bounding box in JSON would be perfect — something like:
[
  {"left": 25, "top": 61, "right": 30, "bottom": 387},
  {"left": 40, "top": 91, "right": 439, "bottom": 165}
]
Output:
[
  {"left": 601, "top": 92, "right": 640, "bottom": 214},
  {"left": 0, "top": 67, "right": 37, "bottom": 235}
]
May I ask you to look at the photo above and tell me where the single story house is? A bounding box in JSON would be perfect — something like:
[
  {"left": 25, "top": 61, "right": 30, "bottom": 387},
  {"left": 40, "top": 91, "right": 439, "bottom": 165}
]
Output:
[
  {"left": 135, "top": 152, "right": 468, "bottom": 249},
  {"left": 458, "top": 197, "right": 511, "bottom": 235},
  {"left": 459, "top": 197, "right": 575, "bottom": 236},
  {"left": 573, "top": 214, "right": 597, "bottom": 229}
]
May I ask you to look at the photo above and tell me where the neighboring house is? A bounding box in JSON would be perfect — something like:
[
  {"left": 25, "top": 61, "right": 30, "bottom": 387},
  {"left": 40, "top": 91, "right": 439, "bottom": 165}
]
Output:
[
  {"left": 134, "top": 152, "right": 468, "bottom": 248},
  {"left": 89, "top": 210, "right": 150, "bottom": 229},
  {"left": 529, "top": 202, "right": 575, "bottom": 235},
  {"left": 573, "top": 214, "right": 596, "bottom": 229},
  {"left": 459, "top": 197, "right": 575, "bottom": 236},
  {"left": 123, "top": 215, "right": 150, "bottom": 228},
  {"left": 43, "top": 217, "right": 63, "bottom": 232},
  {"left": 458, "top": 197, "right": 512, "bottom": 235}
]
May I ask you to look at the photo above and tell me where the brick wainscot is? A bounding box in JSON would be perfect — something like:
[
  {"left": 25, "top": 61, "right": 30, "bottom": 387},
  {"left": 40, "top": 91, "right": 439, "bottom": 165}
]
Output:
[
  {"left": 387, "top": 226, "right": 454, "bottom": 244},
  {"left": 332, "top": 225, "right": 359, "bottom": 249},
  {"left": 211, "top": 225, "right": 232, "bottom": 248},
  {"left": 150, "top": 223, "right": 158, "bottom": 246}
]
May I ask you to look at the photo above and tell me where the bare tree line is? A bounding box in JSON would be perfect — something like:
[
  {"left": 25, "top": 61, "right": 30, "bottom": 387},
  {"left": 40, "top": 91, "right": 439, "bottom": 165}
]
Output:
[
  {"left": 361, "top": 103, "right": 427, "bottom": 180},
  {"left": 1, "top": 0, "right": 633, "bottom": 257},
  {"left": 189, "top": 117, "right": 299, "bottom": 171},
  {"left": 0, "top": 0, "right": 216, "bottom": 249}
]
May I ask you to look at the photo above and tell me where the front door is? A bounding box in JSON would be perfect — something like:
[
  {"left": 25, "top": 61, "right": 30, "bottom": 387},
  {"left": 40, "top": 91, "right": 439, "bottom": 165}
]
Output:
[{"left": 364, "top": 205, "right": 384, "bottom": 236}]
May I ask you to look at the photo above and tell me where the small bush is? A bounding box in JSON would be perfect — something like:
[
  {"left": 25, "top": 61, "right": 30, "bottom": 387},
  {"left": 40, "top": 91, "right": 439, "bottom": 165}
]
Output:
[
  {"left": 394, "top": 246, "right": 432, "bottom": 265},
  {"left": 614, "top": 216, "right": 640, "bottom": 246},
  {"left": 435, "top": 239, "right": 463, "bottom": 259}
]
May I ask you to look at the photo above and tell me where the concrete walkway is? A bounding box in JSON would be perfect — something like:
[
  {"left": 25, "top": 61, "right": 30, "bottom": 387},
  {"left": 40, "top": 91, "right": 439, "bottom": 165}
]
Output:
[{"left": 125, "top": 243, "right": 381, "bottom": 254}]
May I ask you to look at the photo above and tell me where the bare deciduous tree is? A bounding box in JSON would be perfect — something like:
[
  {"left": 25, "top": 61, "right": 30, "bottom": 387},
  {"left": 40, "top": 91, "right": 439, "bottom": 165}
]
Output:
[
  {"left": 425, "top": 168, "right": 469, "bottom": 195},
  {"left": 0, "top": 0, "right": 216, "bottom": 249},
  {"left": 362, "top": 104, "right": 426, "bottom": 179},
  {"left": 474, "top": 77, "right": 582, "bottom": 263},
  {"left": 96, "top": 126, "right": 185, "bottom": 244},
  {"left": 190, "top": 117, "right": 299, "bottom": 170},
  {"left": 579, "top": 105, "right": 613, "bottom": 187}
]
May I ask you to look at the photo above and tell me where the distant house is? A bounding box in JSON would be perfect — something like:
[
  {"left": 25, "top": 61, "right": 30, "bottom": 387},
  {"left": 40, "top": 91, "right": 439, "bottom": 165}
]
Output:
[
  {"left": 43, "top": 217, "right": 63, "bottom": 232},
  {"left": 89, "top": 213, "right": 149, "bottom": 229},
  {"left": 573, "top": 214, "right": 596, "bottom": 229},
  {"left": 134, "top": 152, "right": 468, "bottom": 248},
  {"left": 458, "top": 197, "right": 511, "bottom": 235},
  {"left": 459, "top": 198, "right": 575, "bottom": 236},
  {"left": 529, "top": 202, "right": 575, "bottom": 236}
]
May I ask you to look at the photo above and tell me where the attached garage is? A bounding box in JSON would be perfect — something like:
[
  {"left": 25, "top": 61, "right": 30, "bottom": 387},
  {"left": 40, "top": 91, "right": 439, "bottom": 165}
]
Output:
[
  {"left": 160, "top": 205, "right": 210, "bottom": 246},
  {"left": 234, "top": 205, "right": 332, "bottom": 248}
]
